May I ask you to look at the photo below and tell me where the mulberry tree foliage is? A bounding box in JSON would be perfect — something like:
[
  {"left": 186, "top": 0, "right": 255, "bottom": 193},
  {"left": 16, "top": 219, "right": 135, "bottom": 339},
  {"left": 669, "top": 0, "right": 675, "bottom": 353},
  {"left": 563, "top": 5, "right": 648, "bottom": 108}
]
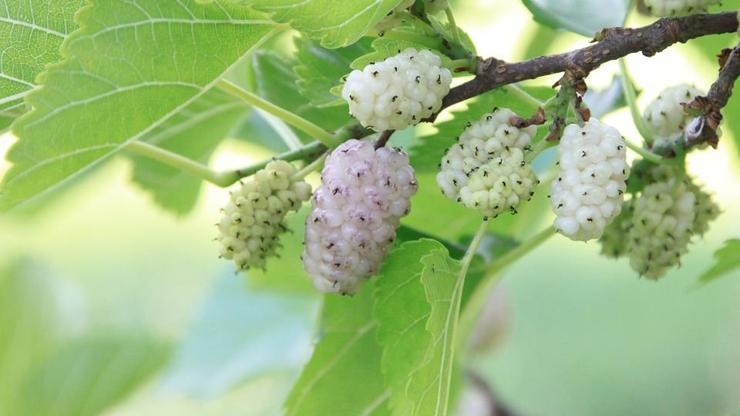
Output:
[{"left": 0, "top": 0, "right": 738, "bottom": 415}]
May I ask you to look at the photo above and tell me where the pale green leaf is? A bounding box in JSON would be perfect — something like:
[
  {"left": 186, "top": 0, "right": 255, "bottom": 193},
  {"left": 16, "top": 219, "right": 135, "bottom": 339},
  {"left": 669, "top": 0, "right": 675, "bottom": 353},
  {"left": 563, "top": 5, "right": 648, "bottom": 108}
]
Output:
[
  {"left": 0, "top": 0, "right": 84, "bottom": 126},
  {"left": 15, "top": 335, "right": 170, "bottom": 416},
  {"left": 1, "top": 0, "right": 276, "bottom": 211},
  {"left": 248, "top": 0, "right": 406, "bottom": 48},
  {"left": 294, "top": 36, "right": 373, "bottom": 107},
  {"left": 162, "top": 272, "right": 318, "bottom": 397},
  {"left": 285, "top": 283, "right": 390, "bottom": 416},
  {"left": 131, "top": 88, "right": 247, "bottom": 215},
  {"left": 373, "top": 239, "right": 446, "bottom": 414},
  {"left": 699, "top": 239, "right": 740, "bottom": 285},
  {"left": 0, "top": 259, "right": 61, "bottom": 415},
  {"left": 521, "top": 0, "right": 630, "bottom": 37},
  {"left": 401, "top": 246, "right": 463, "bottom": 416}
]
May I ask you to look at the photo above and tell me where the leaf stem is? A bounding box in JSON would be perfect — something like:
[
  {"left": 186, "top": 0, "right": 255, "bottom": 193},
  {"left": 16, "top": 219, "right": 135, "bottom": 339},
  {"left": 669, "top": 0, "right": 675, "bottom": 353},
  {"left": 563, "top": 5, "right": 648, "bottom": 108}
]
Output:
[
  {"left": 444, "top": 218, "right": 491, "bottom": 412},
  {"left": 293, "top": 151, "right": 328, "bottom": 180},
  {"left": 624, "top": 138, "right": 665, "bottom": 164},
  {"left": 125, "top": 140, "right": 327, "bottom": 187},
  {"left": 445, "top": 7, "right": 462, "bottom": 45},
  {"left": 124, "top": 141, "right": 231, "bottom": 186},
  {"left": 217, "top": 80, "right": 339, "bottom": 147},
  {"left": 618, "top": 59, "right": 653, "bottom": 144},
  {"left": 458, "top": 226, "right": 555, "bottom": 344},
  {"left": 504, "top": 84, "right": 544, "bottom": 109}
]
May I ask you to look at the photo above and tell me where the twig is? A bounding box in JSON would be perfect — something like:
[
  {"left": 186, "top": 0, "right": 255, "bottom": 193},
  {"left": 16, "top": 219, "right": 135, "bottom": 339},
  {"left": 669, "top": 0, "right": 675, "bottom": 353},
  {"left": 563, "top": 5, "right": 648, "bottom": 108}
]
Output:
[
  {"left": 374, "top": 130, "right": 395, "bottom": 149},
  {"left": 440, "top": 12, "right": 738, "bottom": 111},
  {"left": 683, "top": 43, "right": 740, "bottom": 149}
]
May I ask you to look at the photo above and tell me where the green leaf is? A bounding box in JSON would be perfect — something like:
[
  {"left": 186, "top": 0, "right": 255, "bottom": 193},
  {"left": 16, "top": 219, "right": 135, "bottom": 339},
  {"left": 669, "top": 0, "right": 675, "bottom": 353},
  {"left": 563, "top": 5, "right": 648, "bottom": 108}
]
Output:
[
  {"left": 521, "top": 0, "right": 629, "bottom": 37},
  {"left": 373, "top": 239, "right": 441, "bottom": 414},
  {"left": 162, "top": 272, "right": 318, "bottom": 397},
  {"left": 248, "top": 0, "right": 406, "bottom": 48},
  {"left": 403, "top": 245, "right": 464, "bottom": 416},
  {"left": 1, "top": 0, "right": 276, "bottom": 211},
  {"left": 699, "top": 239, "right": 740, "bottom": 285},
  {"left": 15, "top": 334, "right": 170, "bottom": 416},
  {"left": 294, "top": 36, "right": 373, "bottom": 107},
  {"left": 0, "top": 0, "right": 84, "bottom": 126},
  {"left": 131, "top": 88, "right": 247, "bottom": 215},
  {"left": 285, "top": 283, "right": 390, "bottom": 416},
  {"left": 250, "top": 50, "right": 350, "bottom": 137},
  {"left": 0, "top": 259, "right": 61, "bottom": 415}
]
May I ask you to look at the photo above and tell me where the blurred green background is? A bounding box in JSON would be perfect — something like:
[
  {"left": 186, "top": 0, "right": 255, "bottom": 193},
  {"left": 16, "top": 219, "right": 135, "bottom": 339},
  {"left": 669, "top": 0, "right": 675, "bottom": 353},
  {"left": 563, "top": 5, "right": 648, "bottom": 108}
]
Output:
[{"left": 1, "top": 1, "right": 739, "bottom": 415}]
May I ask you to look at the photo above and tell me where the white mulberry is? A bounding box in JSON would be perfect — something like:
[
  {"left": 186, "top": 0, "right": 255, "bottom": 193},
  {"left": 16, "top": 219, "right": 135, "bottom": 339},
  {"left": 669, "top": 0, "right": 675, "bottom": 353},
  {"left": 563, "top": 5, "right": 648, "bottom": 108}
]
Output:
[
  {"left": 217, "top": 161, "right": 312, "bottom": 270},
  {"left": 303, "top": 139, "right": 418, "bottom": 294},
  {"left": 642, "top": 0, "right": 720, "bottom": 16},
  {"left": 342, "top": 48, "right": 452, "bottom": 131},
  {"left": 551, "top": 119, "right": 629, "bottom": 241},
  {"left": 628, "top": 179, "right": 695, "bottom": 279},
  {"left": 436, "top": 108, "right": 539, "bottom": 217},
  {"left": 598, "top": 198, "right": 635, "bottom": 258},
  {"left": 688, "top": 182, "right": 720, "bottom": 236},
  {"left": 644, "top": 84, "right": 704, "bottom": 148}
]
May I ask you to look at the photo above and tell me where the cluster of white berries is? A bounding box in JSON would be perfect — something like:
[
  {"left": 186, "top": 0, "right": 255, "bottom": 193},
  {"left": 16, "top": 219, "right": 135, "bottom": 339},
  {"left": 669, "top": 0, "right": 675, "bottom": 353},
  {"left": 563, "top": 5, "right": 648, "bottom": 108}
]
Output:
[
  {"left": 598, "top": 164, "right": 720, "bottom": 278},
  {"left": 644, "top": 84, "right": 704, "bottom": 149},
  {"left": 628, "top": 179, "right": 696, "bottom": 278},
  {"left": 342, "top": 48, "right": 452, "bottom": 131},
  {"left": 217, "top": 161, "right": 312, "bottom": 270},
  {"left": 436, "top": 108, "right": 539, "bottom": 218},
  {"left": 302, "top": 139, "right": 418, "bottom": 295},
  {"left": 551, "top": 119, "right": 629, "bottom": 241},
  {"left": 642, "top": 0, "right": 721, "bottom": 16}
]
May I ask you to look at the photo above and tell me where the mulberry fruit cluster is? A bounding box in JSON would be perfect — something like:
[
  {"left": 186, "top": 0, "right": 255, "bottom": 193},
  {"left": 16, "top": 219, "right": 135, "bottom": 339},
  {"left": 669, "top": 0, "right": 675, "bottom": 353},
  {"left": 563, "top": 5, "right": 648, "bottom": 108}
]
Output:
[
  {"left": 598, "top": 167, "right": 720, "bottom": 279},
  {"left": 644, "top": 84, "right": 703, "bottom": 149},
  {"left": 436, "top": 108, "right": 539, "bottom": 218},
  {"left": 642, "top": 0, "right": 721, "bottom": 16},
  {"left": 217, "top": 161, "right": 312, "bottom": 270},
  {"left": 551, "top": 119, "right": 629, "bottom": 241},
  {"left": 303, "top": 139, "right": 418, "bottom": 295},
  {"left": 628, "top": 179, "right": 696, "bottom": 278},
  {"left": 342, "top": 48, "right": 452, "bottom": 131},
  {"left": 598, "top": 198, "right": 635, "bottom": 258}
]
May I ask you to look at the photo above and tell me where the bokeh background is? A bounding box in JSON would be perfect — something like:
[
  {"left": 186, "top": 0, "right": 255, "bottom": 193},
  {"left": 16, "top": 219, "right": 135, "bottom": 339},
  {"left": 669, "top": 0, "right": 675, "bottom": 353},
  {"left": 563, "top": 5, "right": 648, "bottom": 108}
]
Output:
[{"left": 1, "top": 1, "right": 739, "bottom": 415}]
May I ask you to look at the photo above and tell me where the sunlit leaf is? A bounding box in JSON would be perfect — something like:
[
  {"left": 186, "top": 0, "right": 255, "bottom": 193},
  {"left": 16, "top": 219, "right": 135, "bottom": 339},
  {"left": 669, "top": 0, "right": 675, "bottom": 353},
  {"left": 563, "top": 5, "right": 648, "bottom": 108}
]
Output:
[
  {"left": 131, "top": 88, "right": 247, "bottom": 215},
  {"left": 1, "top": 0, "right": 276, "bottom": 210},
  {"left": 247, "top": 0, "right": 406, "bottom": 48},
  {"left": 0, "top": 0, "right": 85, "bottom": 126}
]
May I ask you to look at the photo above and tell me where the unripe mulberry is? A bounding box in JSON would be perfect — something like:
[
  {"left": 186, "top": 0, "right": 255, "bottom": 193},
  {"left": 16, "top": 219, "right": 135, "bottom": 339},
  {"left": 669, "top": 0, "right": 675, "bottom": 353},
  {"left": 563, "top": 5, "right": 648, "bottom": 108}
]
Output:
[
  {"left": 217, "top": 161, "right": 312, "bottom": 270},
  {"left": 688, "top": 182, "right": 720, "bottom": 236},
  {"left": 642, "top": 0, "right": 720, "bottom": 16},
  {"left": 598, "top": 198, "right": 635, "bottom": 258},
  {"left": 342, "top": 48, "right": 452, "bottom": 131},
  {"left": 436, "top": 108, "right": 539, "bottom": 217},
  {"left": 644, "top": 84, "right": 704, "bottom": 149},
  {"left": 303, "top": 139, "right": 418, "bottom": 295},
  {"left": 551, "top": 119, "right": 629, "bottom": 241},
  {"left": 628, "top": 179, "right": 695, "bottom": 279}
]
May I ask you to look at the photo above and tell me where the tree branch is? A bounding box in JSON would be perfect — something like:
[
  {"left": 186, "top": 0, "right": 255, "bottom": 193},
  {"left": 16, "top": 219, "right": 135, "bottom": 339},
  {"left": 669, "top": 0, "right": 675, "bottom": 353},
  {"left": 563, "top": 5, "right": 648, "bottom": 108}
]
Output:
[
  {"left": 683, "top": 43, "right": 740, "bottom": 149},
  {"left": 441, "top": 12, "right": 739, "bottom": 110}
]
